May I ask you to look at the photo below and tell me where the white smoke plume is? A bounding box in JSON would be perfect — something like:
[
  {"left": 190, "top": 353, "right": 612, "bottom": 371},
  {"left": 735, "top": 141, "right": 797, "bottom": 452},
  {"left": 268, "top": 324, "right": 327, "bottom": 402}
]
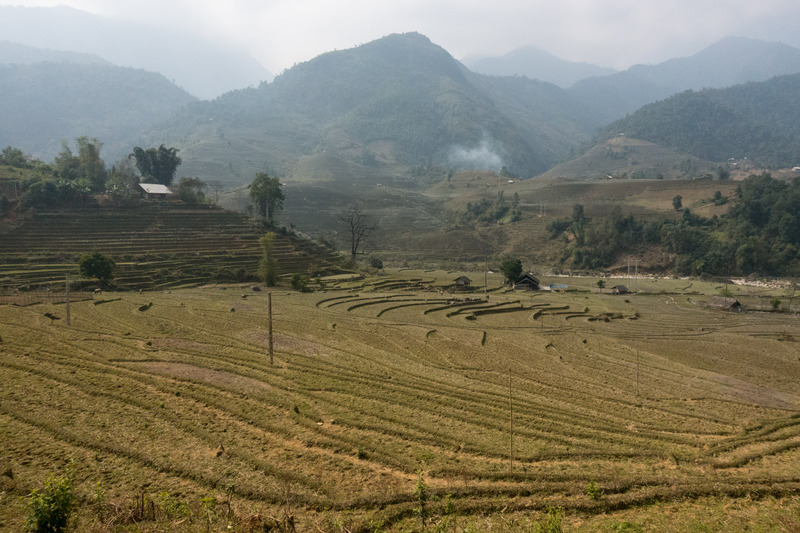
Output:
[{"left": 448, "top": 136, "right": 504, "bottom": 171}]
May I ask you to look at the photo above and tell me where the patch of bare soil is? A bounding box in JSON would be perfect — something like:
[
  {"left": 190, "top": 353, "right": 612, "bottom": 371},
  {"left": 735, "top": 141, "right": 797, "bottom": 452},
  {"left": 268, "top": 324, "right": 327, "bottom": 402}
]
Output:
[
  {"left": 132, "top": 362, "right": 270, "bottom": 394},
  {"left": 247, "top": 331, "right": 331, "bottom": 356},
  {"left": 149, "top": 338, "right": 215, "bottom": 352},
  {"left": 711, "top": 374, "right": 800, "bottom": 410}
]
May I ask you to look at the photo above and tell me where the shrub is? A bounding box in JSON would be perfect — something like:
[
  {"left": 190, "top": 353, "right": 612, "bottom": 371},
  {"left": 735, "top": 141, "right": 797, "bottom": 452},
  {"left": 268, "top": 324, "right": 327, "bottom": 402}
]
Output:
[
  {"left": 78, "top": 251, "right": 115, "bottom": 283},
  {"left": 24, "top": 463, "right": 75, "bottom": 533},
  {"left": 586, "top": 479, "right": 602, "bottom": 500},
  {"left": 771, "top": 297, "right": 782, "bottom": 310},
  {"left": 413, "top": 471, "right": 429, "bottom": 526},
  {"left": 291, "top": 273, "right": 311, "bottom": 292},
  {"left": 532, "top": 506, "right": 564, "bottom": 533},
  {"left": 369, "top": 256, "right": 384, "bottom": 270}
]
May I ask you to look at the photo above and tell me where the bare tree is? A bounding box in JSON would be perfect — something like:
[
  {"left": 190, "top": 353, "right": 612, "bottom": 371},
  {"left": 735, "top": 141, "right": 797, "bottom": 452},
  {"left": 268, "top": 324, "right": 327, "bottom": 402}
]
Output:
[{"left": 338, "top": 206, "right": 376, "bottom": 261}]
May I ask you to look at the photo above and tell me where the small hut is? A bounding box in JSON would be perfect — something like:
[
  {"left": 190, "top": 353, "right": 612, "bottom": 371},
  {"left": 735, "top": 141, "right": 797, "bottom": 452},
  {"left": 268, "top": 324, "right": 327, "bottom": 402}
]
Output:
[
  {"left": 514, "top": 273, "right": 540, "bottom": 291},
  {"left": 453, "top": 276, "right": 472, "bottom": 289},
  {"left": 611, "top": 285, "right": 628, "bottom": 295},
  {"left": 709, "top": 296, "right": 743, "bottom": 312}
]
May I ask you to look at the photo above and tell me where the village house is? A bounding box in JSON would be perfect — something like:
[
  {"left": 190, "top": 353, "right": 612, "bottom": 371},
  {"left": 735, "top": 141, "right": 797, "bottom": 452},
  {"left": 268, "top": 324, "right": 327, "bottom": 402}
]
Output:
[
  {"left": 139, "top": 183, "right": 174, "bottom": 201},
  {"left": 514, "top": 272, "right": 540, "bottom": 291}
]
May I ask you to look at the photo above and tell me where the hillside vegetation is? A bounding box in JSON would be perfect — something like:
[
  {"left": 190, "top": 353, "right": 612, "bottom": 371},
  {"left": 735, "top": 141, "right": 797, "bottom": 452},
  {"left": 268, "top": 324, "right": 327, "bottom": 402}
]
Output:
[
  {"left": 600, "top": 74, "right": 800, "bottom": 168},
  {"left": 0, "top": 62, "right": 196, "bottom": 161}
]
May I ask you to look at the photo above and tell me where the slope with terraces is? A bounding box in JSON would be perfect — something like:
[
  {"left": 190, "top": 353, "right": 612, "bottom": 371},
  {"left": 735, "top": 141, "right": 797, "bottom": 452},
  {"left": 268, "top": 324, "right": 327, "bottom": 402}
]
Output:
[{"left": 0, "top": 204, "right": 345, "bottom": 291}]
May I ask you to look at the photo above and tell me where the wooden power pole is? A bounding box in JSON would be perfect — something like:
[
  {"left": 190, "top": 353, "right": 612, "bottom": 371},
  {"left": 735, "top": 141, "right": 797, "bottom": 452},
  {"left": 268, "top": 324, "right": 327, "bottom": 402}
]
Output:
[
  {"left": 65, "top": 274, "right": 71, "bottom": 327},
  {"left": 268, "top": 292, "right": 274, "bottom": 365}
]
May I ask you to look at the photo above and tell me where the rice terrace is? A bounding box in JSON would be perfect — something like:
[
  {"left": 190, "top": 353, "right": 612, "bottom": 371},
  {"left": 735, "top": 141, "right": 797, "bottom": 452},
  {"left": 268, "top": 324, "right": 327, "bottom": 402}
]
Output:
[{"left": 2, "top": 270, "right": 800, "bottom": 531}]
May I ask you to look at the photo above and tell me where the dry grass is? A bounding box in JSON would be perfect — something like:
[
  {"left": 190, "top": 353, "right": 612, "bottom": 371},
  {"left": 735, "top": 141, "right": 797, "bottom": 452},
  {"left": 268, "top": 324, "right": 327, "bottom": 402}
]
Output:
[{"left": 1, "top": 271, "right": 799, "bottom": 531}]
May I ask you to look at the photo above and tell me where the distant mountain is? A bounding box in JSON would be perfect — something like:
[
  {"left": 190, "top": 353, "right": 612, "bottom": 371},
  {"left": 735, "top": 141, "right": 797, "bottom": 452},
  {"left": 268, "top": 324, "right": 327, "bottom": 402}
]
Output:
[
  {"left": 0, "top": 6, "right": 272, "bottom": 99},
  {"left": 0, "top": 40, "right": 110, "bottom": 65},
  {"left": 0, "top": 62, "right": 196, "bottom": 161},
  {"left": 462, "top": 46, "right": 616, "bottom": 87},
  {"left": 599, "top": 73, "right": 800, "bottom": 168},
  {"left": 155, "top": 32, "right": 601, "bottom": 183},
  {"left": 571, "top": 37, "right": 800, "bottom": 124}
]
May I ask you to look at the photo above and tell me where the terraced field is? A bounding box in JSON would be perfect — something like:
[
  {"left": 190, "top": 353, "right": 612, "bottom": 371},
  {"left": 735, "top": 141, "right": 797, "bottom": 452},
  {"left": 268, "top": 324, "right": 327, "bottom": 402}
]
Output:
[
  {"left": 1, "top": 272, "right": 799, "bottom": 531},
  {"left": 0, "top": 205, "right": 343, "bottom": 291}
]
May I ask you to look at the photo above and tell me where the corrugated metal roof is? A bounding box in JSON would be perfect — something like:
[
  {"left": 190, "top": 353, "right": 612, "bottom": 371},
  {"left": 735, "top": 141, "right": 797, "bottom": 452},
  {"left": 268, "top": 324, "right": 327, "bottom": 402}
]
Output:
[{"left": 139, "top": 183, "right": 173, "bottom": 194}]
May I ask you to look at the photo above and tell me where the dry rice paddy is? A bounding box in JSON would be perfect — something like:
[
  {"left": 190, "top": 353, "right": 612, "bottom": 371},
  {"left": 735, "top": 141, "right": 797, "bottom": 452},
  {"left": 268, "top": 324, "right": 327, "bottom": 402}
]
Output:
[{"left": 1, "top": 272, "right": 799, "bottom": 531}]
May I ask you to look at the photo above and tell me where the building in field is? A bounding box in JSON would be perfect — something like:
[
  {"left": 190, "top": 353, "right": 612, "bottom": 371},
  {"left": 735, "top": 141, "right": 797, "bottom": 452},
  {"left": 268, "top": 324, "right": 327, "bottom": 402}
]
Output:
[
  {"left": 514, "top": 273, "right": 540, "bottom": 291},
  {"left": 709, "top": 296, "right": 743, "bottom": 312},
  {"left": 453, "top": 276, "right": 472, "bottom": 289},
  {"left": 139, "top": 183, "right": 174, "bottom": 200}
]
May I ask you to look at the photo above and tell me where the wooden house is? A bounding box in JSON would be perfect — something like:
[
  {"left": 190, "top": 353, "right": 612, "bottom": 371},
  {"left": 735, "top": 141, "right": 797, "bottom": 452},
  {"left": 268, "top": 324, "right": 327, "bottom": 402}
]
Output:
[
  {"left": 611, "top": 285, "right": 628, "bottom": 295},
  {"left": 453, "top": 276, "right": 472, "bottom": 289},
  {"left": 709, "top": 296, "right": 743, "bottom": 312},
  {"left": 514, "top": 273, "right": 540, "bottom": 291}
]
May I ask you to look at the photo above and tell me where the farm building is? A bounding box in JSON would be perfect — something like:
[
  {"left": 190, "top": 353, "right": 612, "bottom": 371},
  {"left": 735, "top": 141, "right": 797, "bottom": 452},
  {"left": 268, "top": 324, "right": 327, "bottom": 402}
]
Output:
[
  {"left": 709, "top": 296, "right": 743, "bottom": 312},
  {"left": 453, "top": 276, "right": 472, "bottom": 289},
  {"left": 612, "top": 285, "right": 628, "bottom": 295},
  {"left": 139, "top": 183, "right": 174, "bottom": 200},
  {"left": 514, "top": 273, "right": 540, "bottom": 291}
]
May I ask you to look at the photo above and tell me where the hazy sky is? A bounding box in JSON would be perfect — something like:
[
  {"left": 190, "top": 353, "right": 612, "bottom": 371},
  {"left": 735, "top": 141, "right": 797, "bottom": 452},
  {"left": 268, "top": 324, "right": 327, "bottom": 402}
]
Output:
[{"left": 5, "top": 0, "right": 800, "bottom": 72}]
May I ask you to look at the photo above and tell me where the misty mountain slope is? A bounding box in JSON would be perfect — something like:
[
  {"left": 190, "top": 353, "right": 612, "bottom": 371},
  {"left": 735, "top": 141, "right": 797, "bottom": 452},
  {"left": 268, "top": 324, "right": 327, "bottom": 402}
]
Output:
[
  {"left": 571, "top": 37, "right": 800, "bottom": 124},
  {"left": 463, "top": 46, "right": 617, "bottom": 87},
  {"left": 0, "top": 5, "right": 272, "bottom": 99},
  {"left": 599, "top": 73, "right": 800, "bottom": 167},
  {"left": 0, "top": 62, "right": 196, "bottom": 160},
  {"left": 159, "top": 32, "right": 599, "bottom": 183},
  {"left": 0, "top": 40, "right": 110, "bottom": 65}
]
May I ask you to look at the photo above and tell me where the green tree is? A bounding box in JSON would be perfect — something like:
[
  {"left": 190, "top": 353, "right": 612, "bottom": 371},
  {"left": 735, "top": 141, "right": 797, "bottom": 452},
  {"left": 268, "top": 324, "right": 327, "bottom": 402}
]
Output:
[
  {"left": 53, "top": 137, "right": 108, "bottom": 191},
  {"left": 258, "top": 232, "right": 279, "bottom": 287},
  {"left": 0, "top": 146, "right": 30, "bottom": 168},
  {"left": 76, "top": 136, "right": 108, "bottom": 192},
  {"left": 571, "top": 204, "right": 587, "bottom": 246},
  {"left": 596, "top": 279, "right": 605, "bottom": 292},
  {"left": 53, "top": 140, "right": 82, "bottom": 182},
  {"left": 78, "top": 251, "right": 115, "bottom": 283},
  {"left": 500, "top": 257, "right": 523, "bottom": 285},
  {"left": 176, "top": 177, "right": 206, "bottom": 204},
  {"left": 672, "top": 195, "right": 683, "bottom": 211},
  {"left": 131, "top": 145, "right": 182, "bottom": 186},
  {"left": 248, "top": 173, "right": 284, "bottom": 224},
  {"left": 107, "top": 155, "right": 140, "bottom": 195}
]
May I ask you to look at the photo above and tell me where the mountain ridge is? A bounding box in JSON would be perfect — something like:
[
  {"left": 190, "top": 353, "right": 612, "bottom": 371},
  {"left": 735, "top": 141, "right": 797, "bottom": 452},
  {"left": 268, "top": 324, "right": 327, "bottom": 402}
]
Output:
[
  {"left": 0, "top": 5, "right": 272, "bottom": 99},
  {"left": 462, "top": 46, "right": 617, "bottom": 87}
]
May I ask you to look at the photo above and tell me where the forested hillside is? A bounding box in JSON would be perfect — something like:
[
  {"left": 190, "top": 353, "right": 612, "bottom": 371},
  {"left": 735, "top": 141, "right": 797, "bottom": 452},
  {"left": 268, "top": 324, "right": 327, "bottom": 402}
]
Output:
[
  {"left": 600, "top": 74, "right": 800, "bottom": 168},
  {"left": 570, "top": 37, "right": 800, "bottom": 123},
  {"left": 0, "top": 62, "right": 196, "bottom": 161},
  {"left": 161, "top": 32, "right": 600, "bottom": 183}
]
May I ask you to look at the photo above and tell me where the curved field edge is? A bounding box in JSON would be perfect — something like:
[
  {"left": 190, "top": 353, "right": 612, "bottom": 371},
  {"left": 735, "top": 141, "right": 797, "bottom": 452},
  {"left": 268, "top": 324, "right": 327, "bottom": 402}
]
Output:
[{"left": 1, "top": 282, "right": 799, "bottom": 531}]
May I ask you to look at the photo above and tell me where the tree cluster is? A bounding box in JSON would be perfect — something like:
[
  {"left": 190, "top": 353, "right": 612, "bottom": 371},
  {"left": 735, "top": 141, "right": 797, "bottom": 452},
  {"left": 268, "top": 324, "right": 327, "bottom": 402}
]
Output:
[
  {"left": 2, "top": 139, "right": 191, "bottom": 210},
  {"left": 548, "top": 174, "right": 800, "bottom": 277},
  {"left": 461, "top": 191, "right": 521, "bottom": 225}
]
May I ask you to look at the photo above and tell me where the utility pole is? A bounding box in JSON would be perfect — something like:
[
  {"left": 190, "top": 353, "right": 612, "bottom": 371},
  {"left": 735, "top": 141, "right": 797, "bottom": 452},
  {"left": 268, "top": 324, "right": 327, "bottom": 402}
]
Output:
[
  {"left": 268, "top": 292, "right": 274, "bottom": 365},
  {"left": 627, "top": 259, "right": 631, "bottom": 290},
  {"left": 65, "top": 274, "right": 70, "bottom": 327},
  {"left": 484, "top": 258, "right": 488, "bottom": 299},
  {"left": 509, "top": 370, "right": 514, "bottom": 473}
]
